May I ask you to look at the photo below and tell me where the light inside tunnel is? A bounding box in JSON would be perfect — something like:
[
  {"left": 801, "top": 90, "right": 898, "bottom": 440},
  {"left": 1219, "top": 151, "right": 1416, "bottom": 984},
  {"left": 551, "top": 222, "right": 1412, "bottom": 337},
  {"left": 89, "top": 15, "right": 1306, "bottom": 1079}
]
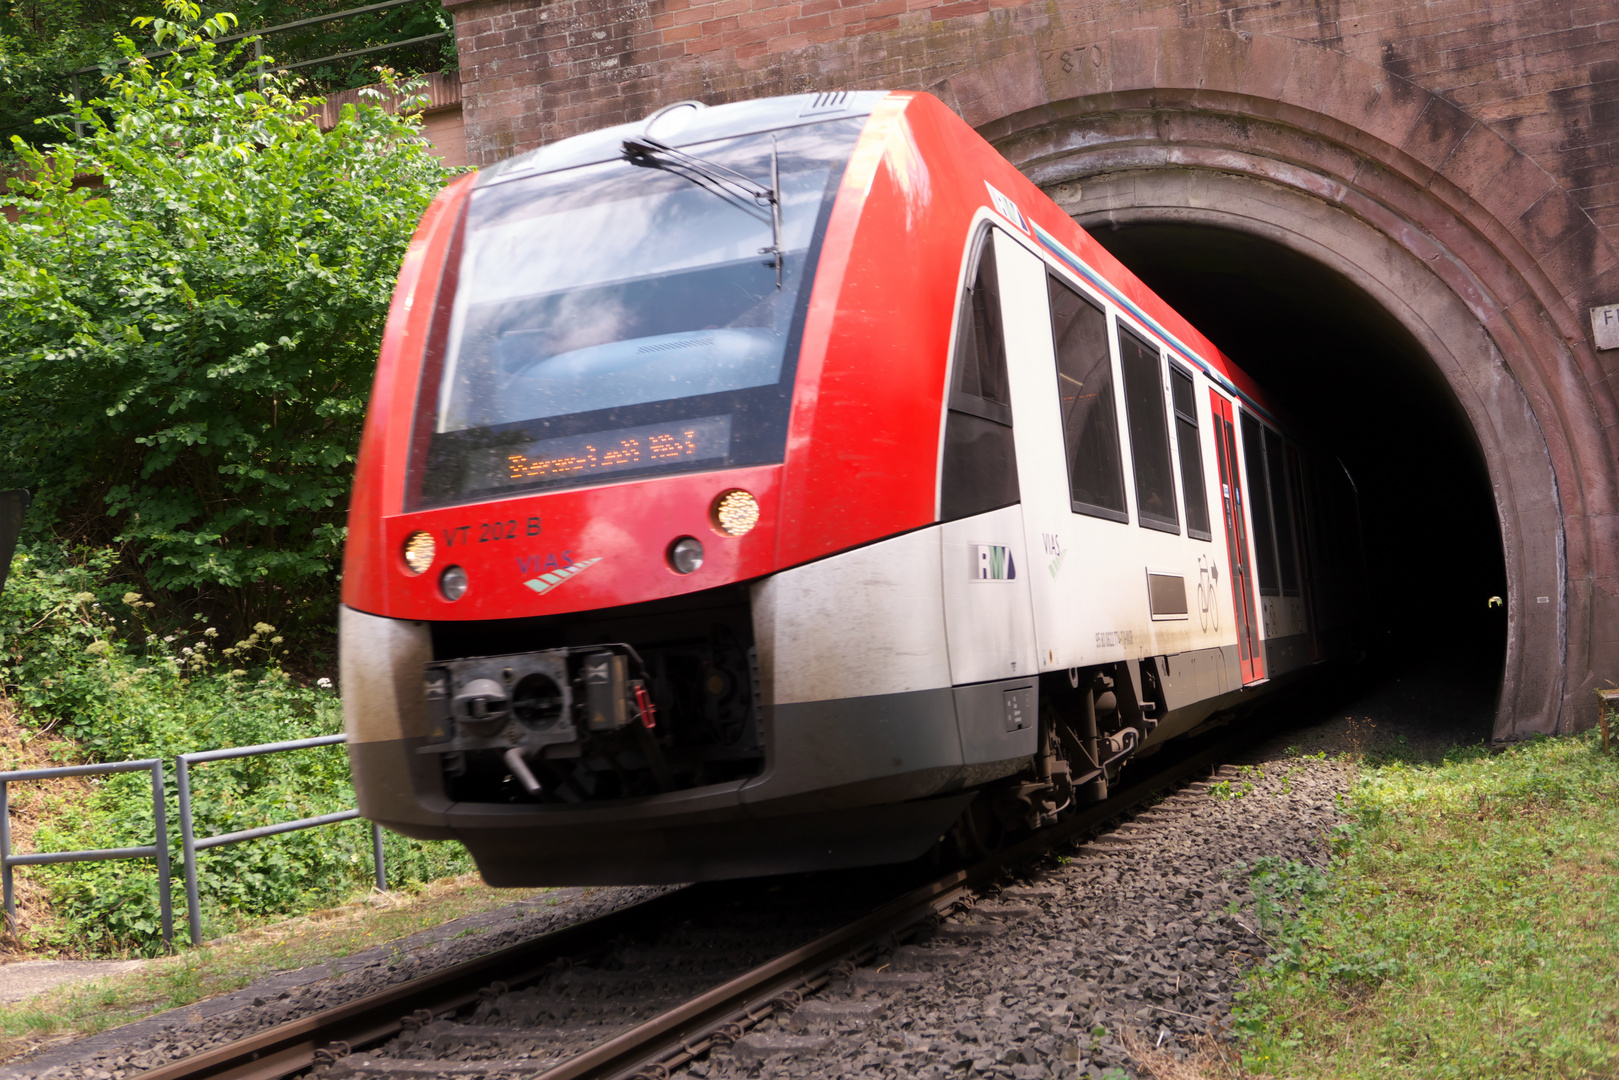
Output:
[{"left": 1089, "top": 223, "right": 1509, "bottom": 693}]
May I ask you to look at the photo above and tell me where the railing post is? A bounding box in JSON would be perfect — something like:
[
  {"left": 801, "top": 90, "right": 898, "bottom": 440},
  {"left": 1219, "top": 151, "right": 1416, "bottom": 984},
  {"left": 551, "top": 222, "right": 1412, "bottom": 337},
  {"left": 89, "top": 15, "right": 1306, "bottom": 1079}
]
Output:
[
  {"left": 151, "top": 762, "right": 174, "bottom": 951},
  {"left": 69, "top": 71, "right": 84, "bottom": 139},
  {"left": 176, "top": 755, "right": 203, "bottom": 947},
  {"left": 371, "top": 822, "right": 387, "bottom": 892},
  {"left": 0, "top": 781, "right": 11, "bottom": 932}
]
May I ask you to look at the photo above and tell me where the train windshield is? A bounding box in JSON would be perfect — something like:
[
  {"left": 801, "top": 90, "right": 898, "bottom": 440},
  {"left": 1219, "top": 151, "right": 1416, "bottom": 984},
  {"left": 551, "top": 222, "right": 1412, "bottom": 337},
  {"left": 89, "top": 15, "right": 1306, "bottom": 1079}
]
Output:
[{"left": 410, "top": 117, "right": 865, "bottom": 508}]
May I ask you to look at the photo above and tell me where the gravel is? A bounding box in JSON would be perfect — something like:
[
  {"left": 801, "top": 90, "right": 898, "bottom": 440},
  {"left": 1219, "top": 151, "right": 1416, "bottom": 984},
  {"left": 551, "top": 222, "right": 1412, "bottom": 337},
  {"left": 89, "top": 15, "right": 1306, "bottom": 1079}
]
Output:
[{"left": 700, "top": 739, "right": 1356, "bottom": 1079}]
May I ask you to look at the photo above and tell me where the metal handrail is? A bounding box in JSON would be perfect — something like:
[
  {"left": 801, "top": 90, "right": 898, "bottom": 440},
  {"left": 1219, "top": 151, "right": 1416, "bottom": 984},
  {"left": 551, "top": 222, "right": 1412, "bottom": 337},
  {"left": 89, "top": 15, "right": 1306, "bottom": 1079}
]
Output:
[
  {"left": 0, "top": 759, "right": 174, "bottom": 949},
  {"left": 177, "top": 733, "right": 385, "bottom": 946}
]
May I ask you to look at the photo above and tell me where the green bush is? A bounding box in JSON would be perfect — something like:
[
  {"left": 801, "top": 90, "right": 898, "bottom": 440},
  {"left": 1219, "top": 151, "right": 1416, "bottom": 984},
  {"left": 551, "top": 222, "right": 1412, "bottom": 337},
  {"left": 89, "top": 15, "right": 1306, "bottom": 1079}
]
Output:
[
  {"left": 0, "top": 2, "right": 453, "bottom": 644},
  {"left": 0, "top": 0, "right": 454, "bottom": 154},
  {"left": 0, "top": 544, "right": 473, "bottom": 955}
]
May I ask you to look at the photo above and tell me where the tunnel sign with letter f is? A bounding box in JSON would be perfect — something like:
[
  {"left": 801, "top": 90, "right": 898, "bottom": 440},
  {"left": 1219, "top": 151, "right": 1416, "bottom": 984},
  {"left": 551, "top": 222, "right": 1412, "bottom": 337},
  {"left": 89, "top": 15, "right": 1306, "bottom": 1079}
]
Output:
[{"left": 1591, "top": 304, "right": 1619, "bottom": 351}]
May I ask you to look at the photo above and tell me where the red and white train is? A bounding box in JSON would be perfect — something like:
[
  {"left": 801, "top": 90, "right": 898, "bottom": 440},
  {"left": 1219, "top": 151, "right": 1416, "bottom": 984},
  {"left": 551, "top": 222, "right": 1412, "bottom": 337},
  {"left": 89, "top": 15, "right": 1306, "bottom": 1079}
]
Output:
[{"left": 340, "top": 91, "right": 1361, "bottom": 885}]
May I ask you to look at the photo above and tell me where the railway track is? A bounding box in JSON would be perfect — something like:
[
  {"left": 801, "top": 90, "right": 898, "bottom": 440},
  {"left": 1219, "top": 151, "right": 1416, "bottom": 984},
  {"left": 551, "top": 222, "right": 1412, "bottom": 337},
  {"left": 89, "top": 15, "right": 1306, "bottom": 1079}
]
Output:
[{"left": 134, "top": 732, "right": 1250, "bottom": 1080}]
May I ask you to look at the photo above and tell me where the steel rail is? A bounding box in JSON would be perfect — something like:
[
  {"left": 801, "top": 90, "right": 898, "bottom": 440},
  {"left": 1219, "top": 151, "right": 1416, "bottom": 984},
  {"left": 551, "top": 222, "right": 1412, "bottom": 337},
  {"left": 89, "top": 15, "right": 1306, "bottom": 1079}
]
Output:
[
  {"left": 131, "top": 732, "right": 1244, "bottom": 1080},
  {"left": 591, "top": 732, "right": 1245, "bottom": 1080},
  {"left": 130, "top": 889, "right": 697, "bottom": 1080}
]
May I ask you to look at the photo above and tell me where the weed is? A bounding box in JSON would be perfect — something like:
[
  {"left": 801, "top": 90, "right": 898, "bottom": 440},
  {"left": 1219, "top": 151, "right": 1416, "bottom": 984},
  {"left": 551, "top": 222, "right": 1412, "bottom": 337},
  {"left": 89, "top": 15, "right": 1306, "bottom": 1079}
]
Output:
[
  {"left": 1342, "top": 715, "right": 1378, "bottom": 758},
  {"left": 1209, "top": 779, "right": 1254, "bottom": 801}
]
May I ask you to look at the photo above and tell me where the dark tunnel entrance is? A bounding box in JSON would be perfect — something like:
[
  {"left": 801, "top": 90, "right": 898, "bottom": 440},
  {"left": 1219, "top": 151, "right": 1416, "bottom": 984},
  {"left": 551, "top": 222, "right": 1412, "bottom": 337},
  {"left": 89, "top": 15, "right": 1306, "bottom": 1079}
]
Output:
[{"left": 1089, "top": 223, "right": 1509, "bottom": 731}]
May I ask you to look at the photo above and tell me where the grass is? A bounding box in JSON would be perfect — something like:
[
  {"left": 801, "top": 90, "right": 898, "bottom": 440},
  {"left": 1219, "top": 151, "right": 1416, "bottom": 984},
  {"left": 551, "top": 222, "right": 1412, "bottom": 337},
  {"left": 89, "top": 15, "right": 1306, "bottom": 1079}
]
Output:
[
  {"left": 0, "top": 873, "right": 549, "bottom": 1062},
  {"left": 1231, "top": 730, "right": 1619, "bottom": 1079}
]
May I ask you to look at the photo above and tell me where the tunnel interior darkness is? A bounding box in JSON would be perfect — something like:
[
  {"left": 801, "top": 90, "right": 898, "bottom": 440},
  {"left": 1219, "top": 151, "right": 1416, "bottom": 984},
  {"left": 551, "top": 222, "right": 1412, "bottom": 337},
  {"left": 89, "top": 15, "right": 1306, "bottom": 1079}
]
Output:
[{"left": 1089, "top": 223, "right": 1509, "bottom": 711}]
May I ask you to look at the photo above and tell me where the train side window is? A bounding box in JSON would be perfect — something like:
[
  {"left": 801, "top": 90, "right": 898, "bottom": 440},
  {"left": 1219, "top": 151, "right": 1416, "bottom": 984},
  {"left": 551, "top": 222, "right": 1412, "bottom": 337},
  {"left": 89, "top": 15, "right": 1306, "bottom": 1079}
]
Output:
[
  {"left": 1119, "top": 328, "right": 1180, "bottom": 533},
  {"left": 941, "top": 230, "right": 1018, "bottom": 521},
  {"left": 1170, "top": 365, "right": 1212, "bottom": 541},
  {"left": 1264, "top": 426, "right": 1301, "bottom": 595},
  {"left": 949, "top": 232, "right": 1012, "bottom": 425},
  {"left": 1047, "top": 274, "right": 1127, "bottom": 522},
  {"left": 1240, "top": 412, "right": 1280, "bottom": 595}
]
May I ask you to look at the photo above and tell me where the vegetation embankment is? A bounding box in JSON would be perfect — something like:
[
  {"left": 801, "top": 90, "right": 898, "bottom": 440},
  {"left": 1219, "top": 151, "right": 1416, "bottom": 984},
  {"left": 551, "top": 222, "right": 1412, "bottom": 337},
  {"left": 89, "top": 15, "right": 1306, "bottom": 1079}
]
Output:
[
  {"left": 0, "top": 4, "right": 472, "bottom": 956},
  {"left": 1225, "top": 731, "right": 1619, "bottom": 1080},
  {"left": 0, "top": 0, "right": 453, "bottom": 653},
  {"left": 0, "top": 543, "right": 474, "bottom": 956}
]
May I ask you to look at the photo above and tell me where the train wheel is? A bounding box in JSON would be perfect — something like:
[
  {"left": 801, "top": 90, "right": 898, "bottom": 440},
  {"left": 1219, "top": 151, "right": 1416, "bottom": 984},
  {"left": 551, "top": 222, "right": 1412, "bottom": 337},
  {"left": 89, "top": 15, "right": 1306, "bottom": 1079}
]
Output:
[{"left": 955, "top": 795, "right": 1006, "bottom": 860}]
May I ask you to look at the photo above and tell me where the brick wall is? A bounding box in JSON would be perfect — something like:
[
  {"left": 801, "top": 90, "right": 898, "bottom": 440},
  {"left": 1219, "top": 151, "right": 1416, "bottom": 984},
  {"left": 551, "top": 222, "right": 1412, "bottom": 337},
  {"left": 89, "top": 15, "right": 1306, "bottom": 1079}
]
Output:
[
  {"left": 439, "top": 0, "right": 1618, "bottom": 240},
  {"left": 315, "top": 70, "right": 467, "bottom": 167}
]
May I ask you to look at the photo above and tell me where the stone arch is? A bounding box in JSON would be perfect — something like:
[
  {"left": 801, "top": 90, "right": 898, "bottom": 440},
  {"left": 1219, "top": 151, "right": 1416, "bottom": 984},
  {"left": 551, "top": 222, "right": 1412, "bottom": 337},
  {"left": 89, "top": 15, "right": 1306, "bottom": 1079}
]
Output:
[{"left": 926, "top": 28, "right": 1619, "bottom": 739}]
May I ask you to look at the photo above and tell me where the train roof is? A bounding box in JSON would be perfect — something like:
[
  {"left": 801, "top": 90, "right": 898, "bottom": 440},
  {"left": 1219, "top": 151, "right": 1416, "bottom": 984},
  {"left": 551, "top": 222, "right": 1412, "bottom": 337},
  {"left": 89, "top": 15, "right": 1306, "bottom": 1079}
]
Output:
[{"left": 477, "top": 91, "right": 890, "bottom": 187}]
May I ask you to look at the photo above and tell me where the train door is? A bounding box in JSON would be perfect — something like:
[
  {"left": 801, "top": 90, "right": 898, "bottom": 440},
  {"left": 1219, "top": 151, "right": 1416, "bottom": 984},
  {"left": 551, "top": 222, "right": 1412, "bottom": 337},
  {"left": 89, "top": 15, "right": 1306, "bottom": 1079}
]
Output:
[
  {"left": 1209, "top": 391, "right": 1264, "bottom": 683},
  {"left": 983, "top": 227, "right": 1071, "bottom": 674},
  {"left": 937, "top": 226, "right": 1039, "bottom": 687}
]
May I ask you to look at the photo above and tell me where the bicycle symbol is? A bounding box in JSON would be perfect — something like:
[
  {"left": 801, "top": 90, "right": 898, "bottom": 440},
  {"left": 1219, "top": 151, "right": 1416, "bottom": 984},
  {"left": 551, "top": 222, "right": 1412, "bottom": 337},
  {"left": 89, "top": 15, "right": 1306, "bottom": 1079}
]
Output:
[{"left": 1197, "top": 556, "right": 1221, "bottom": 632}]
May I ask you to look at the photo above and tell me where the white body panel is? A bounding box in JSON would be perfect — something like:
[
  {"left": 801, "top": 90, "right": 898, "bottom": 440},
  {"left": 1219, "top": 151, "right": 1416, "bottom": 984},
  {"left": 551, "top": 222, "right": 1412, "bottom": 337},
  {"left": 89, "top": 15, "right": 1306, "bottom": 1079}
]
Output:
[
  {"left": 939, "top": 503, "right": 1038, "bottom": 684},
  {"left": 753, "top": 526, "right": 952, "bottom": 705},
  {"left": 983, "top": 226, "right": 1251, "bottom": 678}
]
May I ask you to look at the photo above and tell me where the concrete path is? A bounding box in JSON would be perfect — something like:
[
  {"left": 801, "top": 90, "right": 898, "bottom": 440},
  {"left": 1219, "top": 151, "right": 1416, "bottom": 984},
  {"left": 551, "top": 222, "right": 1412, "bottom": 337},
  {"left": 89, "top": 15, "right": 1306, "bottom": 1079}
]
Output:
[{"left": 0, "top": 961, "right": 145, "bottom": 1005}]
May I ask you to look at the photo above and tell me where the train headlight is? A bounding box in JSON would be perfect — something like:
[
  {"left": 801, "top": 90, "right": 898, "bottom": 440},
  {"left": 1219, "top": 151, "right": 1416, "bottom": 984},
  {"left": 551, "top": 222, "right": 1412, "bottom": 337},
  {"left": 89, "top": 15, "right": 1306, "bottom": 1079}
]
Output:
[
  {"left": 440, "top": 565, "right": 469, "bottom": 601},
  {"left": 403, "top": 530, "right": 435, "bottom": 575},
  {"left": 712, "top": 490, "right": 760, "bottom": 537},
  {"left": 668, "top": 537, "right": 705, "bottom": 574}
]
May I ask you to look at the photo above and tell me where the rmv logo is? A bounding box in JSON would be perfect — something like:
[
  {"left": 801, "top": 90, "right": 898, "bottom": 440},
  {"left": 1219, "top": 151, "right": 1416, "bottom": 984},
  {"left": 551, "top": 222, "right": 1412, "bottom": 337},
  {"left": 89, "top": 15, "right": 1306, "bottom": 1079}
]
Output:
[{"left": 971, "top": 543, "right": 1017, "bottom": 581}]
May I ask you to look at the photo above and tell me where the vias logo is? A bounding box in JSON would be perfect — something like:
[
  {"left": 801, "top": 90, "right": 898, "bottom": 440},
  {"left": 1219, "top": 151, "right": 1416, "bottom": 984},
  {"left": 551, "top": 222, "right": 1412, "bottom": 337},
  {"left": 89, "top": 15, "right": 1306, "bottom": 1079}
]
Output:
[
  {"left": 524, "top": 557, "right": 602, "bottom": 595},
  {"left": 970, "top": 543, "right": 1017, "bottom": 581}
]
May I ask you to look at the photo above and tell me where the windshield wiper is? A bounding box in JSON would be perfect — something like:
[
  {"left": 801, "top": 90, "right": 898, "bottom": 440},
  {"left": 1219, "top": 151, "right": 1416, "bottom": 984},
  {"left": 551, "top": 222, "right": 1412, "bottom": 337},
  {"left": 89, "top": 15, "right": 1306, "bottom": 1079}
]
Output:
[{"left": 623, "top": 134, "right": 784, "bottom": 288}]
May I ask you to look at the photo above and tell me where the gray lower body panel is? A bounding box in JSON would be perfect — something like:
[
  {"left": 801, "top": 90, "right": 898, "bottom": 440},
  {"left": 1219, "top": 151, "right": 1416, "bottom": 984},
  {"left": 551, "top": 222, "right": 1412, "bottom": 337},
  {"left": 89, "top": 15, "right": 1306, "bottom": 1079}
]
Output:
[
  {"left": 351, "top": 682, "right": 1016, "bottom": 886},
  {"left": 1264, "top": 633, "right": 1312, "bottom": 678}
]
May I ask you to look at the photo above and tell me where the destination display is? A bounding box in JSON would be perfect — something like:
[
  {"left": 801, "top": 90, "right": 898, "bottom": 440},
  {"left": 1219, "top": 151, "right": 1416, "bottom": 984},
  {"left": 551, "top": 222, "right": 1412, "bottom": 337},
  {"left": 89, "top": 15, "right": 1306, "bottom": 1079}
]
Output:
[{"left": 465, "top": 415, "right": 733, "bottom": 491}]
